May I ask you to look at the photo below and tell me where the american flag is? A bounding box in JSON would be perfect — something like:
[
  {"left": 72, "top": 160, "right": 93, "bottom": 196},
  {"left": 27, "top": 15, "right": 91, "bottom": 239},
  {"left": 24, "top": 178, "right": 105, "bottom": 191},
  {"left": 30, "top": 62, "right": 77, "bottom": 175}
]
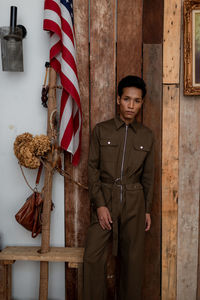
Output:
[{"left": 43, "top": 0, "right": 82, "bottom": 166}]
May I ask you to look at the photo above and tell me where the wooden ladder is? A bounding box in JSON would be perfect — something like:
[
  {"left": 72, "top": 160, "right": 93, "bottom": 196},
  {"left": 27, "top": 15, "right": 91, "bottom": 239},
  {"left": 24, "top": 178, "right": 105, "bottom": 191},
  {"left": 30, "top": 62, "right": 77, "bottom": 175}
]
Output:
[{"left": 0, "top": 246, "right": 84, "bottom": 300}]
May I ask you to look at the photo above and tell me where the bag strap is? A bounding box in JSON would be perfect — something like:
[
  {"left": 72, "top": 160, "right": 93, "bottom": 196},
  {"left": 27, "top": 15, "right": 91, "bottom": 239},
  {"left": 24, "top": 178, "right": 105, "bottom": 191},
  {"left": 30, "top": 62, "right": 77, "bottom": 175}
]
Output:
[
  {"left": 35, "top": 163, "right": 43, "bottom": 186},
  {"left": 32, "top": 193, "right": 43, "bottom": 238},
  {"left": 19, "top": 162, "right": 43, "bottom": 192}
]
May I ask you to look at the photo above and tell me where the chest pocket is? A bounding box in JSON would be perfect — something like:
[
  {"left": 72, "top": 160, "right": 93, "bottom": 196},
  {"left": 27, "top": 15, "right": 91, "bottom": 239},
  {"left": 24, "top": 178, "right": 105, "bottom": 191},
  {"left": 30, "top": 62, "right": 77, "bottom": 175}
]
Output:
[
  {"left": 132, "top": 142, "right": 151, "bottom": 167},
  {"left": 100, "top": 138, "right": 118, "bottom": 162},
  {"left": 133, "top": 143, "right": 150, "bottom": 152}
]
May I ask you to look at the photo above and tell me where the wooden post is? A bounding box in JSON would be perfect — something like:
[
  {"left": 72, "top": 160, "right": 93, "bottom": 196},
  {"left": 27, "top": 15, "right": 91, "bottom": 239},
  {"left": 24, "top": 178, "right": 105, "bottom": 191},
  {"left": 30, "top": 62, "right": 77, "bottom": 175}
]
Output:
[{"left": 39, "top": 67, "right": 57, "bottom": 300}]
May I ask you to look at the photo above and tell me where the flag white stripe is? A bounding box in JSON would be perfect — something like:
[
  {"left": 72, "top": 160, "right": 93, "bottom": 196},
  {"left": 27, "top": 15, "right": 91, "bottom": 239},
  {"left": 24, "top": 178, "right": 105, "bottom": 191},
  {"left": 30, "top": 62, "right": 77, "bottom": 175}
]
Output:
[
  {"left": 45, "top": 9, "right": 61, "bottom": 28},
  {"left": 61, "top": 57, "right": 80, "bottom": 95},
  {"left": 50, "top": 0, "right": 74, "bottom": 32},
  {"left": 45, "top": 10, "right": 76, "bottom": 64},
  {"left": 59, "top": 94, "right": 73, "bottom": 141}
]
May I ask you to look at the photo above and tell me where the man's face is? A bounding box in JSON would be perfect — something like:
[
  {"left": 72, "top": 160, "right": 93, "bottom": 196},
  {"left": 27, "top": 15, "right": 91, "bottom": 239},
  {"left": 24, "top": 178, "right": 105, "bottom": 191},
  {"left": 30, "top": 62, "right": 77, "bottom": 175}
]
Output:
[{"left": 117, "top": 87, "right": 143, "bottom": 124}]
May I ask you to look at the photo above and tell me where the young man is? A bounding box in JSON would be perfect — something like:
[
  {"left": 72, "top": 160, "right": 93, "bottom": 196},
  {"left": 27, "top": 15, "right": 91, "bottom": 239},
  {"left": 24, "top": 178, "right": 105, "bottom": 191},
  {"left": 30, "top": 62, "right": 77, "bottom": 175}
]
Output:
[{"left": 83, "top": 75, "right": 154, "bottom": 300}]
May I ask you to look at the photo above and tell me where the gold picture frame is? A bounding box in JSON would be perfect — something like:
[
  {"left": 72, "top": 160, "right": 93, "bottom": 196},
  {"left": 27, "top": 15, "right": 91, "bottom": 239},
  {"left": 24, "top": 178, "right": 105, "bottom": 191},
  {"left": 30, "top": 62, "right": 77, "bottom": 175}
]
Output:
[{"left": 184, "top": 1, "right": 200, "bottom": 95}]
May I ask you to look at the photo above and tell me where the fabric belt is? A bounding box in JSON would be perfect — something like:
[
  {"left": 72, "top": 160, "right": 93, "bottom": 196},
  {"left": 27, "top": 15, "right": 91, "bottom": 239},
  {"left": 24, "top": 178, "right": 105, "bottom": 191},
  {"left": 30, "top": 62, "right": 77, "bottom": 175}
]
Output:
[
  {"left": 101, "top": 177, "right": 140, "bottom": 186},
  {"left": 101, "top": 177, "right": 141, "bottom": 256}
]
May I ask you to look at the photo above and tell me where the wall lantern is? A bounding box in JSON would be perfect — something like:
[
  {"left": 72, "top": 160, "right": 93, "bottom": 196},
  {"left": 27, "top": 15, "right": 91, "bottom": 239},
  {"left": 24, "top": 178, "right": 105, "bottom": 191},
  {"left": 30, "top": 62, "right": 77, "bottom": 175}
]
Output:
[{"left": 0, "top": 6, "right": 27, "bottom": 72}]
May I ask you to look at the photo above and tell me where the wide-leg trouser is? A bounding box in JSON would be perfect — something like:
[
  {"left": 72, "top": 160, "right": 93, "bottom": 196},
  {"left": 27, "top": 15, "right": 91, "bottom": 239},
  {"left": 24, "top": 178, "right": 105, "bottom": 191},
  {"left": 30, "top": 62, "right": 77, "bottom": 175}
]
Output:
[{"left": 83, "top": 189, "right": 145, "bottom": 300}]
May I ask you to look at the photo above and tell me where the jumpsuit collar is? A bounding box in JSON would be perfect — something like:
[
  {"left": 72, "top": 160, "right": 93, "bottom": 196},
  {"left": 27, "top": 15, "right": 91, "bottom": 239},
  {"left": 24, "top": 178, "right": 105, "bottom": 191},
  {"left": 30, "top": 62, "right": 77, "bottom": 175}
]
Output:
[{"left": 114, "top": 115, "right": 138, "bottom": 133}]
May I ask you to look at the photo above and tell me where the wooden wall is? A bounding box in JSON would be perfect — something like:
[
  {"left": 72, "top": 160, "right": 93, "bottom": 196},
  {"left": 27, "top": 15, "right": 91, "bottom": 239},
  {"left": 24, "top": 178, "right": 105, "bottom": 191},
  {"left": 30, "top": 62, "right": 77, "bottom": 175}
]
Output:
[
  {"left": 1, "top": 0, "right": 200, "bottom": 299},
  {"left": 64, "top": 0, "right": 200, "bottom": 299},
  {"left": 64, "top": 0, "right": 163, "bottom": 299}
]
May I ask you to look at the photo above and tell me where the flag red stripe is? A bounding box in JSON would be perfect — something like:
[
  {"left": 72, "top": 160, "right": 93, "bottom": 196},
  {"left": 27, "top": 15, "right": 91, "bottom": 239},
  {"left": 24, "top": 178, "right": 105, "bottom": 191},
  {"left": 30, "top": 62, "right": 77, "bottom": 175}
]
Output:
[
  {"left": 50, "top": 40, "right": 62, "bottom": 60},
  {"left": 62, "top": 45, "right": 78, "bottom": 77},
  {"left": 44, "top": 0, "right": 61, "bottom": 16},
  {"left": 50, "top": 58, "right": 61, "bottom": 74},
  {"left": 44, "top": 20, "right": 62, "bottom": 39},
  {"left": 61, "top": 17, "right": 74, "bottom": 46},
  {"left": 60, "top": 115, "right": 74, "bottom": 149},
  {"left": 73, "top": 110, "right": 79, "bottom": 135},
  {"left": 60, "top": 89, "right": 68, "bottom": 119},
  {"left": 50, "top": 57, "right": 80, "bottom": 108},
  {"left": 60, "top": 72, "right": 81, "bottom": 109}
]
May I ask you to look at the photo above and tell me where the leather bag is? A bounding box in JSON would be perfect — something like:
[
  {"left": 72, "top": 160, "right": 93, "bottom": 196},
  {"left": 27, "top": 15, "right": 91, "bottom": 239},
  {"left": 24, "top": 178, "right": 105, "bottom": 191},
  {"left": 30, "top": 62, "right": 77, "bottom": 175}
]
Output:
[
  {"left": 15, "top": 163, "right": 43, "bottom": 238},
  {"left": 15, "top": 191, "right": 43, "bottom": 238}
]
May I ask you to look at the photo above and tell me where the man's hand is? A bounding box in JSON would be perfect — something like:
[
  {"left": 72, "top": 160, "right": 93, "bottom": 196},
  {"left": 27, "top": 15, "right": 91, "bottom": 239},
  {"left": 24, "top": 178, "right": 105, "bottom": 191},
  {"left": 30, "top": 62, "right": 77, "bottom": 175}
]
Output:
[
  {"left": 145, "top": 213, "right": 151, "bottom": 231},
  {"left": 97, "top": 206, "right": 112, "bottom": 230}
]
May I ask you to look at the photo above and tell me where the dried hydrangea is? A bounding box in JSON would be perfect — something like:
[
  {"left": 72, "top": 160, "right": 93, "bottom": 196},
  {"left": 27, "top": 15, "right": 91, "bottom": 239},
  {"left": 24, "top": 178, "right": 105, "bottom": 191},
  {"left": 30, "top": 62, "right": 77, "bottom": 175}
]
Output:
[{"left": 14, "top": 133, "right": 51, "bottom": 169}]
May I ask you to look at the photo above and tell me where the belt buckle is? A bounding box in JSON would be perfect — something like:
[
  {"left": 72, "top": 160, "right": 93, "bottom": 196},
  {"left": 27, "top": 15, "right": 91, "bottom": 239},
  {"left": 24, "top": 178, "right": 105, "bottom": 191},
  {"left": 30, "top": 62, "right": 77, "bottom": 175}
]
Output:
[{"left": 114, "top": 178, "right": 122, "bottom": 186}]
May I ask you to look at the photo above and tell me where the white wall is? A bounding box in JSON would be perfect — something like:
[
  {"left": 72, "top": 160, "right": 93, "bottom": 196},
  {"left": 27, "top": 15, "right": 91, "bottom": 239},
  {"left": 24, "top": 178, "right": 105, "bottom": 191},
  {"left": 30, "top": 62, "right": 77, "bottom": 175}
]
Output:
[{"left": 0, "top": 1, "right": 65, "bottom": 299}]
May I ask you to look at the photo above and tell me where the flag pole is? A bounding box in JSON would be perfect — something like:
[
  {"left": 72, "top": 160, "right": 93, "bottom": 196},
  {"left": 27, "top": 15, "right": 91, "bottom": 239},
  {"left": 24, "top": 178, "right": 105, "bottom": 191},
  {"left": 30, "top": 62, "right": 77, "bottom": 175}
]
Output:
[{"left": 39, "top": 67, "right": 57, "bottom": 300}]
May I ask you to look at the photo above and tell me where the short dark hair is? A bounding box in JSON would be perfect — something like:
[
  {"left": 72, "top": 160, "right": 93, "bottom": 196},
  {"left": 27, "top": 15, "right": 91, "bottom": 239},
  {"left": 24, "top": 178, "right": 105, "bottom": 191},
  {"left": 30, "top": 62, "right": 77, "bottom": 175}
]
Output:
[{"left": 118, "top": 75, "right": 147, "bottom": 99}]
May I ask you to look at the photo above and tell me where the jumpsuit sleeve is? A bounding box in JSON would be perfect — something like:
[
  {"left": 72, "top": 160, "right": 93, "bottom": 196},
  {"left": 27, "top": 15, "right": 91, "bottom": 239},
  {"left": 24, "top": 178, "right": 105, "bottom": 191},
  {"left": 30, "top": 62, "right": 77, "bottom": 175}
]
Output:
[
  {"left": 88, "top": 125, "right": 106, "bottom": 208},
  {"left": 141, "top": 133, "right": 155, "bottom": 213}
]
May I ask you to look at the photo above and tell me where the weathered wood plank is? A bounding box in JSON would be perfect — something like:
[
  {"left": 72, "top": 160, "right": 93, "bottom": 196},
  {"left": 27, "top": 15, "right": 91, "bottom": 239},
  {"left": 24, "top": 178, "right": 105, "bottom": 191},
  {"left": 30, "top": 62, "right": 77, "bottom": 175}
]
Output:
[
  {"left": 0, "top": 264, "right": 8, "bottom": 300},
  {"left": 78, "top": 263, "right": 83, "bottom": 300},
  {"left": 117, "top": 0, "right": 143, "bottom": 82},
  {"left": 0, "top": 247, "right": 84, "bottom": 263},
  {"left": 178, "top": 2, "right": 200, "bottom": 297},
  {"left": 163, "top": 0, "right": 181, "bottom": 83},
  {"left": 90, "top": 0, "right": 116, "bottom": 129},
  {"left": 162, "top": 84, "right": 179, "bottom": 300},
  {"left": 142, "top": 44, "right": 162, "bottom": 300},
  {"left": 197, "top": 196, "right": 200, "bottom": 299},
  {"left": 177, "top": 94, "right": 200, "bottom": 300},
  {"left": 64, "top": 0, "right": 90, "bottom": 248},
  {"left": 143, "top": 0, "right": 164, "bottom": 44},
  {"left": 0, "top": 262, "right": 12, "bottom": 300},
  {"left": 90, "top": 1, "right": 116, "bottom": 298},
  {"left": 64, "top": 0, "right": 90, "bottom": 299}
]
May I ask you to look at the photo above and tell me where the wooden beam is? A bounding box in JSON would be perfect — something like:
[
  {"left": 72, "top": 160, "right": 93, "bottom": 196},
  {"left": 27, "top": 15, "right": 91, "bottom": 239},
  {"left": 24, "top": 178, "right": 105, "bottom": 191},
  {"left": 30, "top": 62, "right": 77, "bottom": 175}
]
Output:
[
  {"left": 163, "top": 0, "right": 181, "bottom": 84},
  {"left": 64, "top": 0, "right": 90, "bottom": 299},
  {"left": 39, "top": 67, "right": 57, "bottom": 300},
  {"left": 162, "top": 84, "right": 179, "bottom": 300},
  {"left": 0, "top": 247, "right": 84, "bottom": 263},
  {"left": 117, "top": 0, "right": 143, "bottom": 82},
  {"left": 142, "top": 44, "right": 162, "bottom": 300}
]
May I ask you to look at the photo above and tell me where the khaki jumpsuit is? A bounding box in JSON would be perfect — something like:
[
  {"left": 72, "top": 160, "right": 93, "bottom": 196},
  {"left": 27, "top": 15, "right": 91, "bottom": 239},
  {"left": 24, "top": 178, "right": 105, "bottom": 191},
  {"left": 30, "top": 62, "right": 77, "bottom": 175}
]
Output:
[{"left": 83, "top": 116, "right": 154, "bottom": 300}]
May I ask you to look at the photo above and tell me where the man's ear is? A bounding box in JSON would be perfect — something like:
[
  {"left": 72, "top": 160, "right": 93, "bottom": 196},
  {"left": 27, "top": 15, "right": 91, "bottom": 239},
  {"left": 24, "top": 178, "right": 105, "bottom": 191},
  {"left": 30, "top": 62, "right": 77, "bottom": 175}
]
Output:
[{"left": 117, "top": 96, "right": 120, "bottom": 105}]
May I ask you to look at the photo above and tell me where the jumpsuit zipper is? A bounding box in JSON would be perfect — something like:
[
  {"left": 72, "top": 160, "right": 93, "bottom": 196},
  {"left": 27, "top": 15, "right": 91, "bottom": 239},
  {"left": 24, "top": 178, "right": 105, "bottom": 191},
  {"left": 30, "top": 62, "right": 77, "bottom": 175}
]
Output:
[{"left": 120, "top": 125, "right": 128, "bottom": 202}]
